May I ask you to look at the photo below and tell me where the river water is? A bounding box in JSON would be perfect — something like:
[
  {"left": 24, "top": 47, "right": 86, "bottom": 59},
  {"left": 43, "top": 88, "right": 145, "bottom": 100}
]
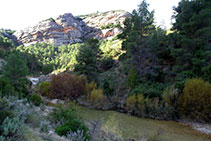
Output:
[{"left": 76, "top": 106, "right": 211, "bottom": 141}]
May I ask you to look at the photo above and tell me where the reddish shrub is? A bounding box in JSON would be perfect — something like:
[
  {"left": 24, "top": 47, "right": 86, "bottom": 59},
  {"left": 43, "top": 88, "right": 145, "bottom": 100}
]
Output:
[{"left": 50, "top": 73, "right": 87, "bottom": 100}]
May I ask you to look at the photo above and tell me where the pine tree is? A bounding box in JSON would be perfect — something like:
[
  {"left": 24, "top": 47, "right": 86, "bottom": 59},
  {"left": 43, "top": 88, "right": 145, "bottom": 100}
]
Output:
[
  {"left": 119, "top": 0, "right": 158, "bottom": 81},
  {"left": 171, "top": 0, "right": 211, "bottom": 81},
  {"left": 3, "top": 52, "right": 29, "bottom": 81},
  {"left": 74, "top": 39, "right": 100, "bottom": 81}
]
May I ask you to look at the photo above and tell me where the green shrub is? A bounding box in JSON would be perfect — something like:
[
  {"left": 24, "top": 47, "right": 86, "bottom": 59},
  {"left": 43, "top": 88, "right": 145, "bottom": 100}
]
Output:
[
  {"left": 178, "top": 78, "right": 211, "bottom": 121},
  {"left": 55, "top": 119, "right": 89, "bottom": 140},
  {"left": 50, "top": 104, "right": 77, "bottom": 124},
  {"left": 0, "top": 97, "right": 9, "bottom": 110},
  {"left": 39, "top": 120, "right": 51, "bottom": 133},
  {"left": 0, "top": 111, "right": 13, "bottom": 126},
  {"left": 29, "top": 94, "right": 43, "bottom": 106},
  {"left": 0, "top": 77, "right": 30, "bottom": 98},
  {"left": 39, "top": 81, "right": 51, "bottom": 97},
  {"left": 13, "top": 78, "right": 31, "bottom": 97},
  {"left": 0, "top": 98, "right": 13, "bottom": 125},
  {"left": 42, "top": 64, "right": 54, "bottom": 74},
  {"left": 66, "top": 130, "right": 87, "bottom": 141},
  {"left": 102, "top": 79, "right": 114, "bottom": 96},
  {"left": 0, "top": 116, "right": 26, "bottom": 140},
  {"left": 0, "top": 78, "right": 15, "bottom": 97},
  {"left": 130, "top": 83, "right": 165, "bottom": 98},
  {"left": 127, "top": 67, "right": 140, "bottom": 89},
  {"left": 202, "top": 65, "right": 211, "bottom": 83},
  {"left": 98, "top": 57, "right": 114, "bottom": 72},
  {"left": 50, "top": 104, "right": 89, "bottom": 140}
]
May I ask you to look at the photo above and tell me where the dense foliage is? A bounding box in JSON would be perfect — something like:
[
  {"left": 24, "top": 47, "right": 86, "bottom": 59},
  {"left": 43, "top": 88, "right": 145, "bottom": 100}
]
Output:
[
  {"left": 116, "top": 0, "right": 211, "bottom": 120},
  {"left": 17, "top": 43, "right": 81, "bottom": 74},
  {"left": 0, "top": 0, "right": 210, "bottom": 133},
  {"left": 50, "top": 104, "right": 90, "bottom": 140},
  {"left": 178, "top": 78, "right": 211, "bottom": 121},
  {"left": 171, "top": 0, "right": 211, "bottom": 83},
  {"left": 50, "top": 73, "right": 87, "bottom": 100}
]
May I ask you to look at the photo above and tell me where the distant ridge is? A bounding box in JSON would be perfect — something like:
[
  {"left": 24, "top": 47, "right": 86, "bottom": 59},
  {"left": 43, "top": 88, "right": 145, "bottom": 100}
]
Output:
[{"left": 13, "top": 10, "right": 131, "bottom": 47}]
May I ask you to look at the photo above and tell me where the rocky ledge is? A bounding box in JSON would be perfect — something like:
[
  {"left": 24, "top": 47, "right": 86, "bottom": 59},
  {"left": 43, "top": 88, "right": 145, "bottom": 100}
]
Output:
[{"left": 14, "top": 10, "right": 131, "bottom": 47}]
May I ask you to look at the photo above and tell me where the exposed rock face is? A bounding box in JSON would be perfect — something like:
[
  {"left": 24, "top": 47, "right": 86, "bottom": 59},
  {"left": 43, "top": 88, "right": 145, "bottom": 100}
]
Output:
[
  {"left": 81, "top": 10, "right": 130, "bottom": 29},
  {"left": 14, "top": 10, "right": 131, "bottom": 47}
]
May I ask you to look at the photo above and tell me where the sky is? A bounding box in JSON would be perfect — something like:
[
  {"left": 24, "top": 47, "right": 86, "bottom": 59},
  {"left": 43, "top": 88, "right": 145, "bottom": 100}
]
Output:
[{"left": 0, "top": 0, "right": 180, "bottom": 30}]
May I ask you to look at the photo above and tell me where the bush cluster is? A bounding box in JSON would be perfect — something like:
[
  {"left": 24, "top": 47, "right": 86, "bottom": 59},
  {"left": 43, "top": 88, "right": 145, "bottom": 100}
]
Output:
[
  {"left": 126, "top": 93, "right": 176, "bottom": 119},
  {"left": 130, "top": 83, "right": 165, "bottom": 98},
  {"left": 55, "top": 119, "right": 88, "bottom": 138},
  {"left": 0, "top": 117, "right": 26, "bottom": 140},
  {"left": 102, "top": 79, "right": 114, "bottom": 96},
  {"left": 29, "top": 94, "right": 43, "bottom": 106},
  {"left": 89, "top": 89, "right": 105, "bottom": 106},
  {"left": 16, "top": 43, "right": 82, "bottom": 74},
  {"left": 39, "top": 81, "right": 51, "bottom": 97},
  {"left": 50, "top": 73, "right": 87, "bottom": 100},
  {"left": 162, "top": 85, "right": 179, "bottom": 107},
  {"left": 126, "top": 94, "right": 144, "bottom": 115},
  {"left": 0, "top": 97, "right": 39, "bottom": 140},
  {"left": 85, "top": 81, "right": 97, "bottom": 98},
  {"left": 50, "top": 104, "right": 89, "bottom": 140},
  {"left": 178, "top": 78, "right": 211, "bottom": 121},
  {"left": 0, "top": 78, "right": 15, "bottom": 97}
]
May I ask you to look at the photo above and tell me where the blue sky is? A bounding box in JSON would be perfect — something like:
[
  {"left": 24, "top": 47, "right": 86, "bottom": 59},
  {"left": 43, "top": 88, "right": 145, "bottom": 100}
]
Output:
[{"left": 0, "top": 0, "right": 180, "bottom": 30}]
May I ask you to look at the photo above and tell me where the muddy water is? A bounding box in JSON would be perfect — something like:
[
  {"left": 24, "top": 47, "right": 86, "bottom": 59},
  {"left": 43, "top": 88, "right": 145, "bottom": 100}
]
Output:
[{"left": 76, "top": 106, "right": 211, "bottom": 141}]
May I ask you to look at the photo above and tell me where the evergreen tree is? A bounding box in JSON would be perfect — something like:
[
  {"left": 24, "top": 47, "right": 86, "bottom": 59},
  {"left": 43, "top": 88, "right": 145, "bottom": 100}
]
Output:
[
  {"left": 119, "top": 0, "right": 159, "bottom": 81},
  {"left": 74, "top": 39, "right": 100, "bottom": 81},
  {"left": 3, "top": 52, "right": 29, "bottom": 81},
  {"left": 171, "top": 0, "right": 211, "bottom": 81}
]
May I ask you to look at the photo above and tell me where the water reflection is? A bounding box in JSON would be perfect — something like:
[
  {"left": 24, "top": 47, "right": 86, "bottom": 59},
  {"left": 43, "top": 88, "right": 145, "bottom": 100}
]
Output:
[{"left": 101, "top": 112, "right": 123, "bottom": 138}]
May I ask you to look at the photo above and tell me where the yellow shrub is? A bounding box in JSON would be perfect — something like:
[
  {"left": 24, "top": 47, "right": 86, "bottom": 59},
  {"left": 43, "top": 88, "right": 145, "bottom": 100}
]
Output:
[
  {"left": 136, "top": 94, "right": 144, "bottom": 110},
  {"left": 126, "top": 94, "right": 144, "bottom": 112},
  {"left": 90, "top": 89, "right": 104, "bottom": 105},
  {"left": 86, "top": 81, "right": 97, "bottom": 97},
  {"left": 126, "top": 95, "right": 136, "bottom": 111},
  {"left": 178, "top": 78, "right": 211, "bottom": 121}
]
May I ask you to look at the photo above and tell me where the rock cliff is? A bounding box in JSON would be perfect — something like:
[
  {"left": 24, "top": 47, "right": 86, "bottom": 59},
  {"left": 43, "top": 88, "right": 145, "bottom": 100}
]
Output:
[{"left": 14, "top": 10, "right": 131, "bottom": 47}]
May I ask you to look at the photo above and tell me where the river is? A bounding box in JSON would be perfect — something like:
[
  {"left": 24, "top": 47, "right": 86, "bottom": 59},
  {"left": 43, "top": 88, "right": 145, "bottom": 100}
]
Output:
[{"left": 76, "top": 106, "right": 211, "bottom": 141}]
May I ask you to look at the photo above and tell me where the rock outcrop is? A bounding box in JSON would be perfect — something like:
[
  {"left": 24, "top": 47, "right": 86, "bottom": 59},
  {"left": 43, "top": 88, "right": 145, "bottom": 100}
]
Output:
[{"left": 14, "top": 10, "right": 131, "bottom": 47}]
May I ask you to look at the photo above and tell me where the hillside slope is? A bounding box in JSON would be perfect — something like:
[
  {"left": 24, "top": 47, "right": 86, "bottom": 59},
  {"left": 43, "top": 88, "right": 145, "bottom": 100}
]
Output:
[{"left": 14, "top": 10, "right": 131, "bottom": 47}]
